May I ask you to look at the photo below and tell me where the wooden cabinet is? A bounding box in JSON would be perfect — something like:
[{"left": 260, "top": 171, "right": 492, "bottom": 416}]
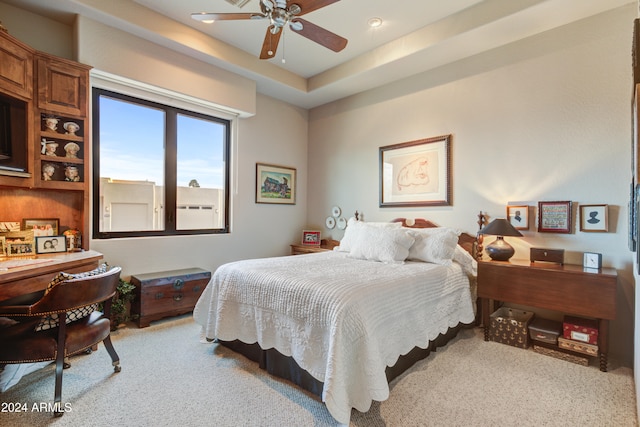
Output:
[
  {"left": 0, "top": 30, "right": 91, "bottom": 249},
  {"left": 477, "top": 259, "right": 617, "bottom": 371}
]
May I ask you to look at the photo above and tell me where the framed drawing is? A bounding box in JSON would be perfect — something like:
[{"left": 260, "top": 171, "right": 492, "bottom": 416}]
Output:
[
  {"left": 507, "top": 205, "right": 529, "bottom": 230},
  {"left": 22, "top": 218, "right": 59, "bottom": 236},
  {"left": 35, "top": 235, "right": 67, "bottom": 254},
  {"left": 302, "top": 230, "right": 321, "bottom": 246},
  {"left": 580, "top": 204, "right": 608, "bottom": 232},
  {"left": 0, "top": 236, "right": 5, "bottom": 257},
  {"left": 538, "top": 201, "right": 572, "bottom": 233},
  {"left": 379, "top": 135, "right": 451, "bottom": 207},
  {"left": 7, "top": 241, "right": 34, "bottom": 257},
  {"left": 256, "top": 163, "right": 296, "bottom": 205}
]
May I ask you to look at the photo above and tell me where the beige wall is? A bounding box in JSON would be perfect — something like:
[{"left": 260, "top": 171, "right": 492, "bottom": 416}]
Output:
[{"left": 309, "top": 5, "right": 636, "bottom": 367}]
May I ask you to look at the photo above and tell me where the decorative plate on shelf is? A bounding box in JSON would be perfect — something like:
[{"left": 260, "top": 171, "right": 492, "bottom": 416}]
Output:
[
  {"left": 325, "top": 216, "right": 336, "bottom": 229},
  {"left": 331, "top": 206, "right": 341, "bottom": 218},
  {"left": 337, "top": 217, "right": 347, "bottom": 230}
]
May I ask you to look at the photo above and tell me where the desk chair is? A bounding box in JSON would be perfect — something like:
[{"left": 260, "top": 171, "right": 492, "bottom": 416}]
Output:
[{"left": 0, "top": 266, "right": 122, "bottom": 416}]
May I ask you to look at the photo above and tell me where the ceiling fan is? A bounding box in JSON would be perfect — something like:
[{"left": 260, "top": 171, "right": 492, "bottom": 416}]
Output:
[{"left": 192, "top": 0, "right": 348, "bottom": 60}]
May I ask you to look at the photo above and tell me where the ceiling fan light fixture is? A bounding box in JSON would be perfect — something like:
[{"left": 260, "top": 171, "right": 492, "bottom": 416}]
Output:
[
  {"left": 368, "top": 17, "right": 383, "bottom": 28},
  {"left": 192, "top": 13, "right": 215, "bottom": 24}
]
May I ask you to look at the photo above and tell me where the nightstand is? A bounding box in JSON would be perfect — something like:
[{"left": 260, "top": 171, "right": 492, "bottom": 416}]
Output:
[
  {"left": 477, "top": 259, "right": 617, "bottom": 371},
  {"left": 290, "top": 239, "right": 339, "bottom": 255}
]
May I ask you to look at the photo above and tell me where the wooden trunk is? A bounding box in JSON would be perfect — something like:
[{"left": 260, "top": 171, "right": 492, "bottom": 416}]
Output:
[{"left": 131, "top": 268, "right": 210, "bottom": 328}]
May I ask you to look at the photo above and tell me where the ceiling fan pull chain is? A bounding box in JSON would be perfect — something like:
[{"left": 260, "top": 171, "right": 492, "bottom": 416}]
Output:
[{"left": 282, "top": 30, "right": 286, "bottom": 63}]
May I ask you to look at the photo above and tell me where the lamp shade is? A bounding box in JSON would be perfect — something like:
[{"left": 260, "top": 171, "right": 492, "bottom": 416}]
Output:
[
  {"left": 479, "top": 218, "right": 522, "bottom": 261},
  {"left": 479, "top": 218, "right": 523, "bottom": 237}
]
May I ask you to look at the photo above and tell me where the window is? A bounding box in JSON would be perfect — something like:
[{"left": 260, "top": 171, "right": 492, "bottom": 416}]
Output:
[{"left": 92, "top": 88, "right": 230, "bottom": 238}]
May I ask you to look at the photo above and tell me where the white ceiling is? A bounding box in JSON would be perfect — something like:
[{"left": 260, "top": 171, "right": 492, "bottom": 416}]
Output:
[{"left": 2, "top": 0, "right": 635, "bottom": 109}]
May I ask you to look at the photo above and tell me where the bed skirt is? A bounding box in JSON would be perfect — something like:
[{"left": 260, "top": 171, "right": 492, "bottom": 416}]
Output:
[{"left": 219, "top": 323, "right": 466, "bottom": 399}]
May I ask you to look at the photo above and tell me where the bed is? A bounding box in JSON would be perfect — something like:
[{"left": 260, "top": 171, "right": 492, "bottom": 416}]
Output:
[{"left": 193, "top": 218, "right": 479, "bottom": 424}]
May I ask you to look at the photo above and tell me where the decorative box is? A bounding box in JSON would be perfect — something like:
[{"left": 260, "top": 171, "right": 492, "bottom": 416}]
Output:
[
  {"left": 530, "top": 248, "right": 564, "bottom": 264},
  {"left": 558, "top": 337, "right": 599, "bottom": 356},
  {"left": 489, "top": 307, "right": 534, "bottom": 349},
  {"left": 563, "top": 315, "right": 598, "bottom": 345},
  {"left": 528, "top": 317, "right": 562, "bottom": 345},
  {"left": 533, "top": 345, "right": 589, "bottom": 366}
]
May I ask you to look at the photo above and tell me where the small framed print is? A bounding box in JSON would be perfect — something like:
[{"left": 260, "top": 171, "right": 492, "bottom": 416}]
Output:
[
  {"left": 507, "top": 205, "right": 529, "bottom": 230},
  {"left": 0, "top": 236, "right": 5, "bottom": 257},
  {"left": 22, "top": 218, "right": 59, "bottom": 236},
  {"left": 7, "top": 241, "right": 34, "bottom": 257},
  {"left": 302, "top": 230, "right": 321, "bottom": 246},
  {"left": 538, "top": 201, "right": 572, "bottom": 233},
  {"left": 256, "top": 163, "right": 296, "bottom": 205},
  {"left": 35, "top": 235, "right": 67, "bottom": 254},
  {"left": 580, "top": 204, "right": 608, "bottom": 232}
]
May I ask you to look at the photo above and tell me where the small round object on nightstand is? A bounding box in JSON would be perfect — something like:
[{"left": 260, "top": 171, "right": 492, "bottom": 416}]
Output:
[
  {"left": 337, "top": 217, "right": 347, "bottom": 230},
  {"left": 332, "top": 206, "right": 341, "bottom": 217},
  {"left": 325, "top": 216, "right": 336, "bottom": 229}
]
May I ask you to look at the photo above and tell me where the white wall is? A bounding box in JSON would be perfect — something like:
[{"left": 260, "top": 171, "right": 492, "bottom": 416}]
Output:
[{"left": 308, "top": 5, "right": 636, "bottom": 367}]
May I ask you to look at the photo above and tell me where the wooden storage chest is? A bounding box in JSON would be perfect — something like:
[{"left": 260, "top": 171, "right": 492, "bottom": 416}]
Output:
[{"left": 131, "top": 268, "right": 211, "bottom": 328}]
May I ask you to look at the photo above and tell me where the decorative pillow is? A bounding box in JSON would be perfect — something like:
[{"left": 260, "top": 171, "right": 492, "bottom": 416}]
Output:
[
  {"left": 348, "top": 225, "right": 415, "bottom": 264},
  {"left": 407, "top": 227, "right": 460, "bottom": 265},
  {"left": 453, "top": 244, "right": 477, "bottom": 277},
  {"left": 36, "top": 263, "right": 109, "bottom": 331},
  {"left": 335, "top": 219, "right": 401, "bottom": 252}
]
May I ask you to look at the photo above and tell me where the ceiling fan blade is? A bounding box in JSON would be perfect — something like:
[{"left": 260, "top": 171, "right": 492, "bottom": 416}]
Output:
[
  {"left": 191, "top": 12, "right": 263, "bottom": 22},
  {"left": 259, "top": 25, "right": 283, "bottom": 59},
  {"left": 293, "top": 0, "right": 340, "bottom": 16},
  {"left": 290, "top": 18, "right": 347, "bottom": 52}
]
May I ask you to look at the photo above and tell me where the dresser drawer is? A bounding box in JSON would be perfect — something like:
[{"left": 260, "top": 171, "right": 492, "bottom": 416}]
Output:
[{"left": 131, "top": 268, "right": 210, "bottom": 328}]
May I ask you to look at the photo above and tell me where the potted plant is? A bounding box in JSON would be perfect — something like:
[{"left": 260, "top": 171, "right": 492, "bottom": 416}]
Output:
[{"left": 109, "top": 278, "right": 136, "bottom": 329}]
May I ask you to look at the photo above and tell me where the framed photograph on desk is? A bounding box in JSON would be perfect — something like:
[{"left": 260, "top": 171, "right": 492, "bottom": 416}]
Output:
[{"left": 35, "top": 235, "right": 67, "bottom": 254}]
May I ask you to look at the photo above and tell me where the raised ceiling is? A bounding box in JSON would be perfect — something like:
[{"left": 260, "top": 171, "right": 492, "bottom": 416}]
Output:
[{"left": 1, "top": 0, "right": 634, "bottom": 108}]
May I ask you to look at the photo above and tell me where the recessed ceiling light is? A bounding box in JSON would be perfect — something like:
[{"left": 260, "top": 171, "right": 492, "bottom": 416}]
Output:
[{"left": 368, "top": 17, "right": 383, "bottom": 28}]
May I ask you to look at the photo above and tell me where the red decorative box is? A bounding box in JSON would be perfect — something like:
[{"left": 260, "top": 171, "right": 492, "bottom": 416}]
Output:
[{"left": 563, "top": 315, "right": 598, "bottom": 345}]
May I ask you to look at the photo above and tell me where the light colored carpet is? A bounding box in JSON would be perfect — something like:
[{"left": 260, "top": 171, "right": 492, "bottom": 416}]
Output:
[{"left": 1, "top": 315, "right": 637, "bottom": 427}]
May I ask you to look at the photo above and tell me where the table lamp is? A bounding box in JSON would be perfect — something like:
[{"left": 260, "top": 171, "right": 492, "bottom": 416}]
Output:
[{"left": 479, "top": 218, "right": 523, "bottom": 261}]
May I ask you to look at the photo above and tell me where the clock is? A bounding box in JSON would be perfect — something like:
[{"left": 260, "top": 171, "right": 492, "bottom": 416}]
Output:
[
  {"left": 583, "top": 252, "right": 602, "bottom": 269},
  {"left": 325, "top": 216, "right": 336, "bottom": 229}
]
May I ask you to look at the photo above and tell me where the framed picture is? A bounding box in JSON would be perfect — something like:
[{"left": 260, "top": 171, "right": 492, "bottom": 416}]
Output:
[
  {"left": 7, "top": 241, "right": 34, "bottom": 257},
  {"left": 302, "top": 230, "right": 321, "bottom": 246},
  {"left": 35, "top": 235, "right": 67, "bottom": 254},
  {"left": 0, "top": 236, "right": 5, "bottom": 257},
  {"left": 580, "top": 204, "right": 608, "bottom": 232},
  {"left": 22, "top": 218, "right": 59, "bottom": 236},
  {"left": 630, "top": 182, "right": 637, "bottom": 251},
  {"left": 379, "top": 135, "right": 451, "bottom": 207},
  {"left": 538, "top": 201, "right": 572, "bottom": 233},
  {"left": 256, "top": 163, "right": 296, "bottom": 205},
  {"left": 507, "top": 205, "right": 529, "bottom": 230}
]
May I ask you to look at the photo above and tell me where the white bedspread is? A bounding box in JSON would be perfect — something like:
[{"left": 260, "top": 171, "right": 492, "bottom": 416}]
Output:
[{"left": 193, "top": 251, "right": 475, "bottom": 424}]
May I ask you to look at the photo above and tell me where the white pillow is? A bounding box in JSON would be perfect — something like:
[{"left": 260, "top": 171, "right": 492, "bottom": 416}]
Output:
[
  {"left": 348, "top": 225, "right": 415, "bottom": 264},
  {"left": 335, "top": 219, "right": 401, "bottom": 252},
  {"left": 407, "top": 227, "right": 460, "bottom": 265},
  {"left": 453, "top": 244, "right": 477, "bottom": 276}
]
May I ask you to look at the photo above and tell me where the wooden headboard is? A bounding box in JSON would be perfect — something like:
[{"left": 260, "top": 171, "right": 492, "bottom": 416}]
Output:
[{"left": 391, "top": 218, "right": 479, "bottom": 259}]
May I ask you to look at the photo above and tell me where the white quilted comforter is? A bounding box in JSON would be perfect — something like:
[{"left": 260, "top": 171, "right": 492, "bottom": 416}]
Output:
[{"left": 193, "top": 251, "right": 475, "bottom": 424}]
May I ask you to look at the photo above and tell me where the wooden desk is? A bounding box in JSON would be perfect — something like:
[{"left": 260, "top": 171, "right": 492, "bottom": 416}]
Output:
[
  {"left": 477, "top": 259, "right": 617, "bottom": 371},
  {"left": 0, "top": 250, "right": 103, "bottom": 302}
]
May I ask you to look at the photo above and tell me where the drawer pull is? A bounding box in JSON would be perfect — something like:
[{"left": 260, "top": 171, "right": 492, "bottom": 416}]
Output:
[
  {"left": 174, "top": 293, "right": 183, "bottom": 302},
  {"left": 173, "top": 279, "right": 184, "bottom": 290},
  {"left": 155, "top": 292, "right": 164, "bottom": 299}
]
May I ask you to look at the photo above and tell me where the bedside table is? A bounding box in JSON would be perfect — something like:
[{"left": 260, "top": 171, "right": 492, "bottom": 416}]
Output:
[
  {"left": 290, "top": 239, "right": 339, "bottom": 255},
  {"left": 477, "top": 259, "right": 617, "bottom": 371}
]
